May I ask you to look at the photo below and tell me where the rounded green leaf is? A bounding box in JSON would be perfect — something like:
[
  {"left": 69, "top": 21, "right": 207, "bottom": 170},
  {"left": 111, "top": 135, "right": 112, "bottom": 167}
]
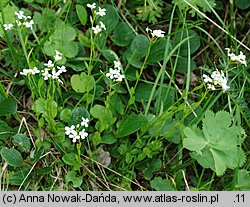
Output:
[
  {"left": 60, "top": 108, "right": 72, "bottom": 122},
  {"left": 1, "top": 147, "right": 23, "bottom": 167},
  {"left": 130, "top": 35, "right": 149, "bottom": 57},
  {"left": 101, "top": 134, "right": 117, "bottom": 144},
  {"left": 150, "top": 177, "right": 174, "bottom": 191},
  {"left": 71, "top": 72, "right": 95, "bottom": 93},
  {"left": 235, "top": 0, "right": 250, "bottom": 9},
  {"left": 12, "top": 133, "right": 31, "bottom": 152},
  {"left": 69, "top": 107, "right": 90, "bottom": 126}
]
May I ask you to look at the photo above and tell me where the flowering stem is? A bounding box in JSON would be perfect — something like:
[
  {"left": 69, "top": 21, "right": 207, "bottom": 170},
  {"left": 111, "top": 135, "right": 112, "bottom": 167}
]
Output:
[{"left": 18, "top": 28, "right": 30, "bottom": 67}]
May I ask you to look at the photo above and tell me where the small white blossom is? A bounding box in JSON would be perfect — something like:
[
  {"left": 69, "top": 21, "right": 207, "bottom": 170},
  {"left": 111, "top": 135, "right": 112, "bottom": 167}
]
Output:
[
  {"left": 207, "top": 83, "right": 216, "bottom": 91},
  {"left": 114, "top": 60, "right": 121, "bottom": 69},
  {"left": 87, "top": 3, "right": 96, "bottom": 9},
  {"left": 65, "top": 125, "right": 76, "bottom": 135},
  {"left": 15, "top": 20, "right": 22, "bottom": 26},
  {"left": 57, "top": 65, "right": 67, "bottom": 74},
  {"left": 81, "top": 117, "right": 89, "bottom": 127},
  {"left": 92, "top": 25, "right": 102, "bottom": 34},
  {"left": 116, "top": 73, "right": 125, "bottom": 82},
  {"left": 15, "top": 11, "right": 26, "bottom": 20},
  {"left": 51, "top": 68, "right": 59, "bottom": 80},
  {"left": 23, "top": 20, "right": 34, "bottom": 28},
  {"left": 42, "top": 68, "right": 51, "bottom": 80},
  {"left": 44, "top": 60, "right": 54, "bottom": 68},
  {"left": 20, "top": 69, "right": 32, "bottom": 76},
  {"left": 96, "top": 7, "right": 106, "bottom": 17},
  {"left": 70, "top": 132, "right": 80, "bottom": 143},
  {"left": 31, "top": 67, "right": 40, "bottom": 74},
  {"left": 54, "top": 50, "right": 63, "bottom": 61},
  {"left": 3, "top": 24, "right": 14, "bottom": 30},
  {"left": 99, "top": 21, "right": 106, "bottom": 30},
  {"left": 202, "top": 74, "right": 212, "bottom": 83},
  {"left": 152, "top": 29, "right": 165, "bottom": 38},
  {"left": 106, "top": 68, "right": 124, "bottom": 82},
  {"left": 79, "top": 129, "right": 88, "bottom": 139}
]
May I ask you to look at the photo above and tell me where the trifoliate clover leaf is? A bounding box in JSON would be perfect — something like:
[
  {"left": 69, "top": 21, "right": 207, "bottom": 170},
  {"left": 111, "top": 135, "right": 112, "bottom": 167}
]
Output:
[{"left": 183, "top": 110, "right": 246, "bottom": 176}]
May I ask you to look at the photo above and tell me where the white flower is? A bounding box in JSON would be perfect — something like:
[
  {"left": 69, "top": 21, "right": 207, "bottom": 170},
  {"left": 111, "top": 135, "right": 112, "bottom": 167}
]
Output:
[
  {"left": 31, "top": 67, "right": 40, "bottom": 74},
  {"left": 106, "top": 68, "right": 116, "bottom": 79},
  {"left": 221, "top": 83, "right": 230, "bottom": 93},
  {"left": 87, "top": 3, "right": 96, "bottom": 9},
  {"left": 92, "top": 25, "right": 102, "bottom": 34},
  {"left": 54, "top": 50, "right": 63, "bottom": 61},
  {"left": 99, "top": 21, "right": 106, "bottom": 30},
  {"left": 15, "top": 20, "right": 22, "bottom": 26},
  {"left": 15, "top": 11, "right": 26, "bottom": 20},
  {"left": 3, "top": 24, "right": 14, "bottom": 30},
  {"left": 70, "top": 133, "right": 80, "bottom": 143},
  {"left": 116, "top": 73, "right": 125, "bottom": 82},
  {"left": 51, "top": 68, "right": 59, "bottom": 80},
  {"left": 65, "top": 125, "right": 76, "bottom": 135},
  {"left": 226, "top": 48, "right": 247, "bottom": 66},
  {"left": 57, "top": 65, "right": 67, "bottom": 73},
  {"left": 44, "top": 60, "right": 54, "bottom": 68},
  {"left": 20, "top": 69, "right": 32, "bottom": 76},
  {"left": 23, "top": 20, "right": 34, "bottom": 28},
  {"left": 81, "top": 117, "right": 89, "bottom": 127},
  {"left": 114, "top": 60, "right": 121, "bottom": 69},
  {"left": 202, "top": 74, "right": 212, "bottom": 83},
  {"left": 42, "top": 68, "right": 51, "bottom": 80},
  {"left": 207, "top": 83, "right": 216, "bottom": 91},
  {"left": 96, "top": 7, "right": 106, "bottom": 17},
  {"left": 151, "top": 29, "right": 165, "bottom": 38},
  {"left": 79, "top": 129, "right": 88, "bottom": 139}
]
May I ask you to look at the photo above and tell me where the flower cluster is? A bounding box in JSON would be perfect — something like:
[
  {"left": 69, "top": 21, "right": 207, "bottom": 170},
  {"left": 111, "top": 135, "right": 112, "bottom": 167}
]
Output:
[
  {"left": 106, "top": 60, "right": 125, "bottom": 82},
  {"left": 65, "top": 117, "right": 89, "bottom": 143},
  {"left": 225, "top": 48, "right": 247, "bottom": 66},
  {"left": 3, "top": 10, "right": 34, "bottom": 30},
  {"left": 146, "top": 27, "right": 165, "bottom": 38},
  {"left": 20, "top": 50, "right": 66, "bottom": 84},
  {"left": 87, "top": 3, "right": 107, "bottom": 35},
  {"left": 203, "top": 69, "right": 230, "bottom": 93}
]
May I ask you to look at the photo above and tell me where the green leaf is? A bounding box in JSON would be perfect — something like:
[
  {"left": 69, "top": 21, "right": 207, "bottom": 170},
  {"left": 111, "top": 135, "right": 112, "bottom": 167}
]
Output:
[
  {"left": 117, "top": 114, "right": 147, "bottom": 137},
  {"left": 71, "top": 72, "right": 95, "bottom": 93},
  {"left": 0, "top": 121, "right": 11, "bottom": 140},
  {"left": 66, "top": 171, "right": 83, "bottom": 188},
  {"left": 0, "top": 0, "right": 11, "bottom": 11},
  {"left": 150, "top": 177, "right": 175, "bottom": 191},
  {"left": 236, "top": 169, "right": 250, "bottom": 190},
  {"left": 143, "top": 159, "right": 162, "bottom": 180},
  {"left": 235, "top": 0, "right": 250, "bottom": 10},
  {"left": 69, "top": 107, "right": 90, "bottom": 126},
  {"left": 111, "top": 21, "right": 136, "bottom": 46},
  {"left": 91, "top": 132, "right": 102, "bottom": 146},
  {"left": 1, "top": 147, "right": 23, "bottom": 167},
  {"left": 62, "top": 153, "right": 81, "bottom": 170},
  {"left": 0, "top": 98, "right": 17, "bottom": 116},
  {"left": 60, "top": 108, "right": 72, "bottom": 122},
  {"left": 183, "top": 110, "right": 246, "bottom": 176},
  {"left": 175, "top": 56, "right": 197, "bottom": 74},
  {"left": 130, "top": 35, "right": 150, "bottom": 57},
  {"left": 12, "top": 133, "right": 31, "bottom": 152},
  {"left": 174, "top": 29, "right": 200, "bottom": 56},
  {"left": 135, "top": 82, "right": 153, "bottom": 102},
  {"left": 101, "top": 49, "right": 119, "bottom": 63},
  {"left": 147, "top": 38, "right": 172, "bottom": 62},
  {"left": 76, "top": 4, "right": 87, "bottom": 25},
  {"left": 101, "top": 134, "right": 117, "bottom": 144}
]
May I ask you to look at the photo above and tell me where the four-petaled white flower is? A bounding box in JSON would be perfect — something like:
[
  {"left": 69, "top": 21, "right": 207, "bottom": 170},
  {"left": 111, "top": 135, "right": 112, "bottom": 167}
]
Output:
[
  {"left": 57, "top": 65, "right": 67, "bottom": 74},
  {"left": 44, "top": 60, "right": 54, "bottom": 68},
  {"left": 106, "top": 67, "right": 125, "bottom": 82},
  {"left": 3, "top": 24, "right": 14, "bottom": 30},
  {"left": 31, "top": 67, "right": 40, "bottom": 74},
  {"left": 65, "top": 125, "right": 76, "bottom": 135},
  {"left": 96, "top": 7, "right": 106, "bottom": 17},
  {"left": 23, "top": 20, "right": 34, "bottom": 28},
  {"left": 92, "top": 25, "right": 102, "bottom": 34},
  {"left": 87, "top": 3, "right": 96, "bottom": 9},
  {"left": 54, "top": 50, "right": 63, "bottom": 61},
  {"left": 99, "top": 21, "right": 106, "bottom": 30},
  {"left": 42, "top": 68, "right": 51, "bottom": 80},
  {"left": 114, "top": 60, "right": 121, "bottom": 69},
  {"left": 15, "top": 11, "right": 26, "bottom": 20},
  {"left": 79, "top": 129, "right": 88, "bottom": 139},
  {"left": 81, "top": 117, "right": 89, "bottom": 127}
]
